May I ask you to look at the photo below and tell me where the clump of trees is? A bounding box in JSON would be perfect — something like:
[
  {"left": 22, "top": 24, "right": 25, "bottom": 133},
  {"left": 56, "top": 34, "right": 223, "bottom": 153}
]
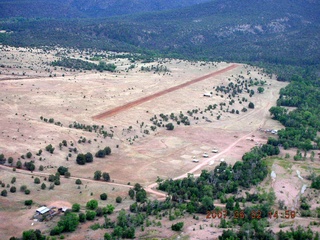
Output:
[
  {"left": 95, "top": 147, "right": 111, "bottom": 158},
  {"left": 94, "top": 171, "right": 110, "bottom": 182},
  {"left": 76, "top": 152, "right": 93, "bottom": 165},
  {"left": 52, "top": 58, "right": 116, "bottom": 72}
]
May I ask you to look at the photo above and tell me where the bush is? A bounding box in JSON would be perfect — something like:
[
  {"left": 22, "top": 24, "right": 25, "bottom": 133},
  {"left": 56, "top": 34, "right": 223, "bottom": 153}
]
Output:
[
  {"left": 1, "top": 189, "right": 7, "bottom": 197},
  {"left": 166, "top": 123, "right": 174, "bottom": 130},
  {"left": 20, "top": 185, "right": 27, "bottom": 192},
  {"left": 95, "top": 149, "right": 106, "bottom": 158},
  {"left": 116, "top": 196, "right": 122, "bottom": 203},
  {"left": 25, "top": 189, "right": 31, "bottom": 195},
  {"left": 102, "top": 172, "right": 110, "bottom": 182},
  {"left": 57, "top": 166, "right": 68, "bottom": 175},
  {"left": 26, "top": 152, "right": 32, "bottom": 158},
  {"left": 34, "top": 177, "right": 40, "bottom": 184},
  {"left": 171, "top": 222, "right": 184, "bottom": 231},
  {"left": 86, "top": 210, "right": 96, "bottom": 220},
  {"left": 75, "top": 179, "right": 82, "bottom": 185},
  {"left": 10, "top": 186, "right": 16, "bottom": 193},
  {"left": 25, "top": 200, "right": 33, "bottom": 206},
  {"left": 41, "top": 183, "right": 46, "bottom": 190},
  {"left": 104, "top": 147, "right": 111, "bottom": 155},
  {"left": 86, "top": 199, "right": 98, "bottom": 210},
  {"left": 248, "top": 102, "right": 255, "bottom": 109},
  {"left": 79, "top": 212, "right": 86, "bottom": 223},
  {"left": 100, "top": 193, "right": 108, "bottom": 200},
  {"left": 72, "top": 203, "right": 81, "bottom": 212},
  {"left": 104, "top": 232, "right": 112, "bottom": 240},
  {"left": 76, "top": 154, "right": 86, "bottom": 165},
  {"left": 85, "top": 152, "right": 93, "bottom": 163}
]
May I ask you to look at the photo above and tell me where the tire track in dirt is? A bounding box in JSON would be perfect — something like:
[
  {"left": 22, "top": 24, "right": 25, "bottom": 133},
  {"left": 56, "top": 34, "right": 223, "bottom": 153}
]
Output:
[{"left": 92, "top": 64, "right": 239, "bottom": 120}]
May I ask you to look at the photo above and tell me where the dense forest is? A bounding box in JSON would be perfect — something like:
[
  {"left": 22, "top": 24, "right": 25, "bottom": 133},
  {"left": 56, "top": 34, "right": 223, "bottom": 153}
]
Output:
[{"left": 1, "top": 0, "right": 320, "bottom": 71}]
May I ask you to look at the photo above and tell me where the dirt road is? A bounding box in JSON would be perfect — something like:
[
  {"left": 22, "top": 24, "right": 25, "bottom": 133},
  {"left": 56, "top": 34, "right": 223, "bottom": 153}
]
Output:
[{"left": 93, "top": 64, "right": 238, "bottom": 119}]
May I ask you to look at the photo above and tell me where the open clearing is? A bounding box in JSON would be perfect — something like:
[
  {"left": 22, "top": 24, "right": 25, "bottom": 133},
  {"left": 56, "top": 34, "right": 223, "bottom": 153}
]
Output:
[{"left": 2, "top": 46, "right": 319, "bottom": 239}]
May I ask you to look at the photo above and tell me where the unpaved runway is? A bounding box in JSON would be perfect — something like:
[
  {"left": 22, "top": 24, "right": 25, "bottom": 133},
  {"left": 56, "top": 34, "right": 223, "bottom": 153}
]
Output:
[{"left": 93, "top": 64, "right": 238, "bottom": 119}]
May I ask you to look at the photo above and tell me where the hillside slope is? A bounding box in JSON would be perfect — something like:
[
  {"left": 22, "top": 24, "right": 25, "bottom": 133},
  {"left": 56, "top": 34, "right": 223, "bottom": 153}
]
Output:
[
  {"left": 0, "top": 0, "right": 210, "bottom": 18},
  {"left": 0, "top": 0, "right": 319, "bottom": 67}
]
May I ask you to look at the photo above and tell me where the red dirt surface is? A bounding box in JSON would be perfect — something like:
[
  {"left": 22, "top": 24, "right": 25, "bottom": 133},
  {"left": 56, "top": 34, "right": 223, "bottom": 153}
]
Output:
[{"left": 93, "top": 64, "right": 238, "bottom": 119}]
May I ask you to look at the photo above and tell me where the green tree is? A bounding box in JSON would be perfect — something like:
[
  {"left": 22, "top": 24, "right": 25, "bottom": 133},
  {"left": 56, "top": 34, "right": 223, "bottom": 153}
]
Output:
[
  {"left": 104, "top": 147, "right": 111, "bottom": 155},
  {"left": 10, "top": 186, "right": 16, "bottom": 193},
  {"left": 128, "top": 189, "right": 135, "bottom": 199},
  {"left": 116, "top": 196, "right": 122, "bottom": 203},
  {"left": 8, "top": 157, "right": 13, "bottom": 165},
  {"left": 57, "top": 166, "right": 68, "bottom": 175},
  {"left": 171, "top": 222, "right": 184, "bottom": 231},
  {"left": 75, "top": 179, "right": 82, "bottom": 185},
  {"left": 95, "top": 149, "right": 106, "bottom": 158},
  {"left": 24, "top": 200, "right": 33, "bottom": 206},
  {"left": 94, "top": 170, "right": 102, "bottom": 180},
  {"left": 16, "top": 160, "right": 22, "bottom": 169},
  {"left": 11, "top": 177, "right": 16, "bottom": 184},
  {"left": 258, "top": 87, "right": 264, "bottom": 93},
  {"left": 26, "top": 152, "right": 32, "bottom": 158},
  {"left": 105, "top": 204, "right": 115, "bottom": 214},
  {"left": 86, "top": 199, "right": 98, "bottom": 210},
  {"left": 34, "top": 177, "right": 40, "bottom": 184},
  {"left": 102, "top": 172, "right": 110, "bottom": 182},
  {"left": 248, "top": 102, "right": 255, "bottom": 109},
  {"left": 57, "top": 212, "right": 79, "bottom": 232},
  {"left": 100, "top": 193, "right": 108, "bottom": 200},
  {"left": 22, "top": 229, "right": 45, "bottom": 240},
  {"left": 72, "top": 203, "right": 81, "bottom": 212},
  {"left": 41, "top": 183, "right": 46, "bottom": 190},
  {"left": 85, "top": 152, "right": 93, "bottom": 163},
  {"left": 76, "top": 154, "right": 86, "bottom": 165},
  {"left": 79, "top": 212, "right": 86, "bottom": 223},
  {"left": 166, "top": 123, "right": 174, "bottom": 130},
  {"left": 86, "top": 210, "right": 96, "bottom": 220},
  {"left": 1, "top": 189, "right": 7, "bottom": 197}
]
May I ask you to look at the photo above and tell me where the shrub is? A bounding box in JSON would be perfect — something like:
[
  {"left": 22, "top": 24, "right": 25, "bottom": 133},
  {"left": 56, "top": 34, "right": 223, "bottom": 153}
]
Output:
[
  {"left": 57, "top": 166, "right": 68, "bottom": 175},
  {"left": 166, "top": 123, "right": 174, "bottom": 130},
  {"left": 72, "top": 203, "right": 81, "bottom": 212},
  {"left": 25, "top": 200, "right": 33, "bottom": 206},
  {"left": 76, "top": 154, "right": 86, "bottom": 165},
  {"left": 75, "top": 179, "right": 82, "bottom": 185},
  {"left": 86, "top": 210, "right": 96, "bottom": 220},
  {"left": 171, "top": 222, "right": 184, "bottom": 231},
  {"left": 26, "top": 152, "right": 32, "bottom": 158},
  {"left": 116, "top": 196, "right": 122, "bottom": 203},
  {"left": 25, "top": 189, "right": 31, "bottom": 195},
  {"left": 1, "top": 189, "right": 8, "bottom": 196},
  {"left": 79, "top": 212, "right": 86, "bottom": 223},
  {"left": 85, "top": 152, "right": 93, "bottom": 163},
  {"left": 41, "top": 183, "right": 46, "bottom": 190},
  {"left": 100, "top": 193, "right": 108, "bottom": 201},
  {"left": 248, "top": 102, "right": 255, "bottom": 109},
  {"left": 10, "top": 186, "right": 16, "bottom": 193},
  {"left": 20, "top": 185, "right": 27, "bottom": 192},
  {"left": 34, "top": 177, "right": 40, "bottom": 184},
  {"left": 86, "top": 199, "right": 98, "bottom": 210}
]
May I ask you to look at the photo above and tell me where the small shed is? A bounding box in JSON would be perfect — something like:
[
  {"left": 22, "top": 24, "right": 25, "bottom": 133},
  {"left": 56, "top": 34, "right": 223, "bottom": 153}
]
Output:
[{"left": 36, "top": 206, "right": 50, "bottom": 215}]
